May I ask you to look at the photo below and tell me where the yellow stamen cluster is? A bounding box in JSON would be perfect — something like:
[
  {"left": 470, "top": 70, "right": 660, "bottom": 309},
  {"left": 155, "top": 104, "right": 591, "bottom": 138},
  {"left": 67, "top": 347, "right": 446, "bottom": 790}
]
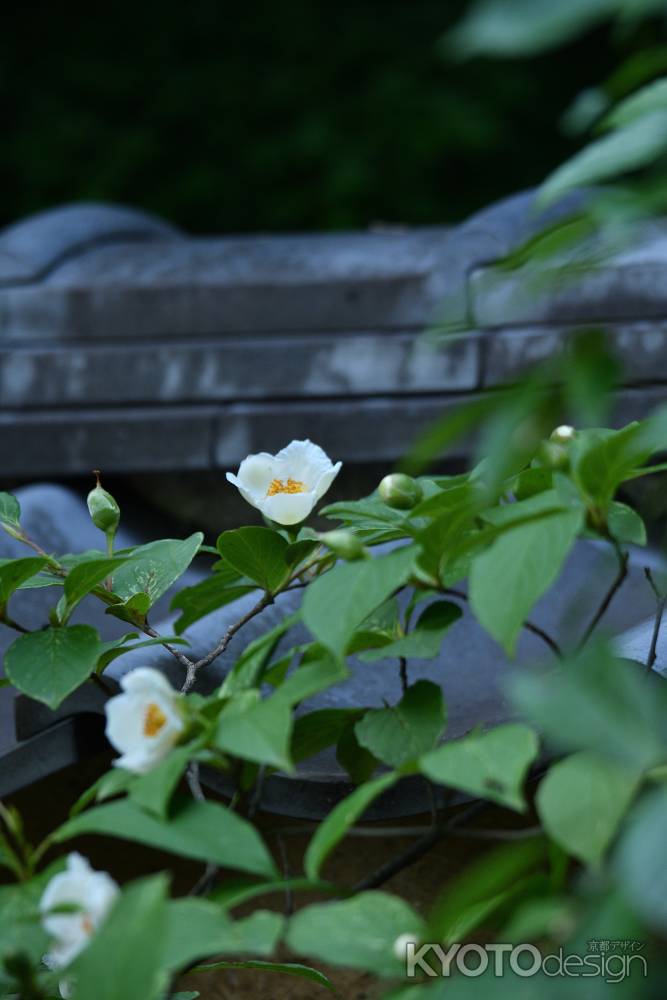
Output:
[
  {"left": 143, "top": 702, "right": 167, "bottom": 737},
  {"left": 266, "top": 478, "right": 306, "bottom": 496}
]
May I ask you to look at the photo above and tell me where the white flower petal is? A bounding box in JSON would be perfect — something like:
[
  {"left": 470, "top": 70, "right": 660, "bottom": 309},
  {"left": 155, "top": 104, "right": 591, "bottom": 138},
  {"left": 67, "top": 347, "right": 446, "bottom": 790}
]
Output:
[
  {"left": 120, "top": 667, "right": 177, "bottom": 698},
  {"left": 260, "top": 490, "right": 317, "bottom": 526},
  {"left": 232, "top": 453, "right": 280, "bottom": 501},
  {"left": 313, "top": 461, "right": 342, "bottom": 501}
]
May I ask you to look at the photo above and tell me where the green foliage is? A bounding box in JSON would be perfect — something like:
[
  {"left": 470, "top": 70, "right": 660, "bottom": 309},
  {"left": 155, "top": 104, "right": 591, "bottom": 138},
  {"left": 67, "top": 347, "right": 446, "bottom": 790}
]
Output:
[
  {"left": 286, "top": 892, "right": 426, "bottom": 977},
  {"left": 217, "top": 527, "right": 291, "bottom": 593},
  {"left": 304, "top": 773, "right": 399, "bottom": 879},
  {"left": 536, "top": 751, "right": 641, "bottom": 865},
  {"left": 420, "top": 723, "right": 539, "bottom": 811},
  {"left": 55, "top": 798, "right": 277, "bottom": 878},
  {"left": 5, "top": 624, "right": 106, "bottom": 708},
  {"left": 355, "top": 681, "right": 446, "bottom": 768}
]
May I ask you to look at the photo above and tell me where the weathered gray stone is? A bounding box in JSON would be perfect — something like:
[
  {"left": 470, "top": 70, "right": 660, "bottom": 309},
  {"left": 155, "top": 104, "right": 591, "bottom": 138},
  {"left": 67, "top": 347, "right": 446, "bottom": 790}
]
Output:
[{"left": 483, "top": 321, "right": 667, "bottom": 387}]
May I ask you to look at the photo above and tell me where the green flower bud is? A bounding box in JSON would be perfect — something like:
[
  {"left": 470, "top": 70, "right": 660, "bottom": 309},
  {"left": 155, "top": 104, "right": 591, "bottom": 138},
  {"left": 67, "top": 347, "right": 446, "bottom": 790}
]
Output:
[
  {"left": 87, "top": 471, "right": 120, "bottom": 535},
  {"left": 378, "top": 473, "right": 423, "bottom": 510},
  {"left": 550, "top": 424, "right": 576, "bottom": 444},
  {"left": 318, "top": 530, "right": 367, "bottom": 561},
  {"left": 538, "top": 440, "right": 569, "bottom": 471}
]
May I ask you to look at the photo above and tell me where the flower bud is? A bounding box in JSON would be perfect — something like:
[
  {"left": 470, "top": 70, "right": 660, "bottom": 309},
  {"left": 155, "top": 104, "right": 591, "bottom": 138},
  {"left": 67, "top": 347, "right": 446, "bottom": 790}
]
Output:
[
  {"left": 378, "top": 473, "right": 423, "bottom": 510},
  {"left": 538, "top": 440, "right": 569, "bottom": 471},
  {"left": 318, "top": 530, "right": 367, "bottom": 560},
  {"left": 550, "top": 424, "right": 576, "bottom": 444},
  {"left": 87, "top": 471, "right": 120, "bottom": 535}
]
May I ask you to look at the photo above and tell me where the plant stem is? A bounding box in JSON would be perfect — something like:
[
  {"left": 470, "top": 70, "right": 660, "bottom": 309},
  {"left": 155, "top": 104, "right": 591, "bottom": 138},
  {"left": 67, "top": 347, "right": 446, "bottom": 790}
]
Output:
[
  {"left": 578, "top": 542, "right": 628, "bottom": 649},
  {"left": 644, "top": 567, "right": 666, "bottom": 672},
  {"left": 442, "top": 588, "right": 562, "bottom": 658}
]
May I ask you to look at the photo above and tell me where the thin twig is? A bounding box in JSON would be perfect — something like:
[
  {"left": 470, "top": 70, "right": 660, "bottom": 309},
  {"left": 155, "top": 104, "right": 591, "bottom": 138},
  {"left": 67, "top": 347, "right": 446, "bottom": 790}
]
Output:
[
  {"left": 398, "top": 657, "right": 408, "bottom": 694},
  {"left": 578, "top": 542, "right": 629, "bottom": 649},
  {"left": 181, "top": 591, "right": 274, "bottom": 693},
  {"left": 143, "top": 622, "right": 194, "bottom": 672},
  {"left": 443, "top": 588, "right": 562, "bottom": 658},
  {"left": 351, "top": 800, "right": 488, "bottom": 893},
  {"left": 275, "top": 832, "right": 294, "bottom": 916},
  {"left": 187, "top": 762, "right": 218, "bottom": 895},
  {"left": 644, "top": 567, "right": 666, "bottom": 672}
]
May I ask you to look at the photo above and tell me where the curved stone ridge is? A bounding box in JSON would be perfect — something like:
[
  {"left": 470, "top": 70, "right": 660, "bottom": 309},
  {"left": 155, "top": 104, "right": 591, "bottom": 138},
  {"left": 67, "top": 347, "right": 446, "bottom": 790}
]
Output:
[{"left": 1, "top": 190, "right": 667, "bottom": 476}]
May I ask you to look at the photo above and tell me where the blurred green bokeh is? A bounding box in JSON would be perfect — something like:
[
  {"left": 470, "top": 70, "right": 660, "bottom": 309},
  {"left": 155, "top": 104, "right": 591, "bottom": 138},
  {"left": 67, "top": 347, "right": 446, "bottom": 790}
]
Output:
[{"left": 0, "top": 0, "right": 635, "bottom": 233}]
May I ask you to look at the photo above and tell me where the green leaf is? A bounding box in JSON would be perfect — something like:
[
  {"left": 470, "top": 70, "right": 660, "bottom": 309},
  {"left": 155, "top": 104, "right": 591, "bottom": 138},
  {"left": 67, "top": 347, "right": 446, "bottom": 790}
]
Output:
[
  {"left": 59, "top": 556, "right": 130, "bottom": 620},
  {"left": 428, "top": 838, "right": 548, "bottom": 942},
  {"left": 276, "top": 645, "right": 348, "bottom": 705},
  {"left": 614, "top": 786, "right": 667, "bottom": 934},
  {"left": 110, "top": 534, "right": 203, "bottom": 609},
  {"left": 359, "top": 601, "right": 462, "bottom": 661},
  {"left": 217, "top": 527, "right": 290, "bottom": 593},
  {"left": 539, "top": 110, "right": 667, "bottom": 207},
  {"left": 190, "top": 960, "right": 337, "bottom": 993},
  {"left": 55, "top": 797, "right": 278, "bottom": 878},
  {"left": 355, "top": 681, "right": 447, "bottom": 769},
  {"left": 219, "top": 612, "right": 300, "bottom": 697},
  {"left": 71, "top": 874, "right": 168, "bottom": 1000},
  {"left": 537, "top": 751, "right": 641, "bottom": 866},
  {"left": 0, "top": 862, "right": 64, "bottom": 967},
  {"left": 97, "top": 634, "right": 188, "bottom": 672},
  {"left": 171, "top": 575, "right": 255, "bottom": 634},
  {"left": 607, "top": 501, "right": 647, "bottom": 546},
  {"left": 0, "top": 492, "right": 21, "bottom": 532},
  {"left": 162, "top": 899, "right": 284, "bottom": 974},
  {"left": 420, "top": 723, "right": 539, "bottom": 812},
  {"left": 336, "top": 722, "right": 378, "bottom": 785},
  {"left": 0, "top": 557, "right": 47, "bottom": 612},
  {"left": 304, "top": 772, "right": 398, "bottom": 879},
  {"left": 5, "top": 625, "right": 103, "bottom": 708},
  {"left": 320, "top": 496, "right": 410, "bottom": 542},
  {"left": 507, "top": 644, "right": 667, "bottom": 771},
  {"left": 105, "top": 592, "right": 152, "bottom": 627},
  {"left": 291, "top": 709, "right": 364, "bottom": 764},
  {"left": 570, "top": 424, "right": 650, "bottom": 507},
  {"left": 129, "top": 745, "right": 195, "bottom": 819},
  {"left": 211, "top": 877, "right": 332, "bottom": 910},
  {"left": 215, "top": 695, "right": 294, "bottom": 771},
  {"left": 446, "top": 0, "right": 614, "bottom": 59},
  {"left": 286, "top": 892, "right": 425, "bottom": 978},
  {"left": 604, "top": 77, "right": 667, "bottom": 129},
  {"left": 302, "top": 545, "right": 417, "bottom": 657},
  {"left": 470, "top": 492, "right": 582, "bottom": 654}
]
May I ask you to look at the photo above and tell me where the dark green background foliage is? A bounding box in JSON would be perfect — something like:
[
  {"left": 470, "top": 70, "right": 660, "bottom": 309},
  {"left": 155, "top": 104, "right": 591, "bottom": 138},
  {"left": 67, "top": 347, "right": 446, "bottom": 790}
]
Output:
[{"left": 0, "top": 0, "right": 632, "bottom": 233}]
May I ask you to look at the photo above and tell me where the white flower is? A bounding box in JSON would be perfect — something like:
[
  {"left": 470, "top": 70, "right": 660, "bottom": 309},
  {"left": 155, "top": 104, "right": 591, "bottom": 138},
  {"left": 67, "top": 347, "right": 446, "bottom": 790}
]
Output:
[
  {"left": 104, "top": 667, "right": 185, "bottom": 774},
  {"left": 392, "top": 932, "right": 421, "bottom": 959},
  {"left": 40, "top": 853, "right": 119, "bottom": 971},
  {"left": 226, "top": 439, "right": 342, "bottom": 526}
]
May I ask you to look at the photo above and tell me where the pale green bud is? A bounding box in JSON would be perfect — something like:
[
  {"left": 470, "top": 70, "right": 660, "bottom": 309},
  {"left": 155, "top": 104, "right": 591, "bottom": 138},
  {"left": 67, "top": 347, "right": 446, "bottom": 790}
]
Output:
[
  {"left": 87, "top": 471, "right": 120, "bottom": 535},
  {"left": 378, "top": 473, "right": 423, "bottom": 510}
]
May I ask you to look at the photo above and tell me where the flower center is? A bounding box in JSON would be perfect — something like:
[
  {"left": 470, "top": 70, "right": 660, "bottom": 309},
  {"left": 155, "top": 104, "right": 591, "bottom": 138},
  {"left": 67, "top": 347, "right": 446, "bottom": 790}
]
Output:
[
  {"left": 266, "top": 478, "right": 306, "bottom": 496},
  {"left": 143, "top": 702, "right": 167, "bottom": 737},
  {"left": 82, "top": 914, "right": 94, "bottom": 936}
]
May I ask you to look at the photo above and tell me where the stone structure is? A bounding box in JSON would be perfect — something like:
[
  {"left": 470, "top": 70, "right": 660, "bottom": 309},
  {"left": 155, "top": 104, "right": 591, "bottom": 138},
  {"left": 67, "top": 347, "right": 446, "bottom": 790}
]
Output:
[{"left": 2, "top": 192, "right": 667, "bottom": 476}]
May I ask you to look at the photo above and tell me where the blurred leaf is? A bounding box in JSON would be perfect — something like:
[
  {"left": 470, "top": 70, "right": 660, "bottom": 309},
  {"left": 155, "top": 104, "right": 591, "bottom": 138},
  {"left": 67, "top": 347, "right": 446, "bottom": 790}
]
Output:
[
  {"left": 71, "top": 874, "right": 168, "bottom": 1000},
  {"left": 55, "top": 798, "right": 278, "bottom": 878},
  {"left": 604, "top": 76, "right": 667, "bottom": 129},
  {"left": 336, "top": 721, "right": 378, "bottom": 785},
  {"left": 304, "top": 773, "right": 399, "bottom": 879},
  {"left": 470, "top": 492, "right": 582, "bottom": 654},
  {"left": 188, "top": 960, "right": 336, "bottom": 993},
  {"left": 614, "top": 785, "right": 667, "bottom": 933},
  {"left": 291, "top": 709, "right": 365, "bottom": 765},
  {"left": 162, "top": 900, "right": 284, "bottom": 973},
  {"left": 219, "top": 612, "right": 300, "bottom": 697},
  {"left": 537, "top": 751, "right": 641, "bottom": 865},
  {"left": 420, "top": 723, "right": 539, "bottom": 812},
  {"left": 355, "top": 681, "right": 446, "bottom": 768},
  {"left": 539, "top": 110, "right": 667, "bottom": 207},
  {"left": 129, "top": 745, "right": 195, "bottom": 819},
  {"left": 286, "top": 892, "right": 425, "bottom": 978},
  {"left": 607, "top": 501, "right": 646, "bottom": 545},
  {"left": 507, "top": 644, "right": 667, "bottom": 770}
]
